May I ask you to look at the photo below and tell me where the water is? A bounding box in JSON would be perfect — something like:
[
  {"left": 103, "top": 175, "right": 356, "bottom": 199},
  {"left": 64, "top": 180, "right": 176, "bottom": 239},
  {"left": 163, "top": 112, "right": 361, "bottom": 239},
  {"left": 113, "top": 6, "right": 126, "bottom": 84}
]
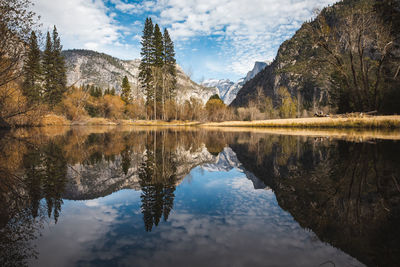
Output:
[{"left": 0, "top": 127, "right": 399, "bottom": 267}]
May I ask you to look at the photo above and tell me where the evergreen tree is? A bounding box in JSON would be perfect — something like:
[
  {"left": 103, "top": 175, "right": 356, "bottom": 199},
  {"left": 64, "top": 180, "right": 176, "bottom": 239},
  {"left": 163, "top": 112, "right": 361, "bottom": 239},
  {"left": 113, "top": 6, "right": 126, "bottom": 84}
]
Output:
[
  {"left": 121, "top": 76, "right": 131, "bottom": 103},
  {"left": 163, "top": 28, "right": 177, "bottom": 100},
  {"left": 22, "top": 31, "right": 42, "bottom": 104},
  {"left": 52, "top": 26, "right": 67, "bottom": 103},
  {"left": 139, "top": 17, "right": 155, "bottom": 117},
  {"left": 42, "top": 31, "right": 54, "bottom": 104},
  {"left": 152, "top": 24, "right": 164, "bottom": 119},
  {"left": 42, "top": 26, "right": 67, "bottom": 107},
  {"left": 152, "top": 24, "right": 164, "bottom": 68}
]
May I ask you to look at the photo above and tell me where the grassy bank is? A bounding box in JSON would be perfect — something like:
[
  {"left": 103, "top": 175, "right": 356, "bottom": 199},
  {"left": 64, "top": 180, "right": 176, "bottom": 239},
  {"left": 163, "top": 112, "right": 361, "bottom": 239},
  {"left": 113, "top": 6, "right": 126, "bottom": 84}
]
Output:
[
  {"left": 201, "top": 116, "right": 400, "bottom": 129},
  {"left": 38, "top": 114, "right": 400, "bottom": 129},
  {"left": 39, "top": 114, "right": 201, "bottom": 127}
]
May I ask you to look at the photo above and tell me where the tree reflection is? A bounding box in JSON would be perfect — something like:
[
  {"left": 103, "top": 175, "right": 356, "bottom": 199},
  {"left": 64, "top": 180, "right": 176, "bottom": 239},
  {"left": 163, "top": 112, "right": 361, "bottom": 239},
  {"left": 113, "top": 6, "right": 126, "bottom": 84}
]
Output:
[
  {"left": 139, "top": 130, "right": 177, "bottom": 231},
  {"left": 1, "top": 137, "right": 67, "bottom": 265},
  {"left": 229, "top": 136, "right": 400, "bottom": 267}
]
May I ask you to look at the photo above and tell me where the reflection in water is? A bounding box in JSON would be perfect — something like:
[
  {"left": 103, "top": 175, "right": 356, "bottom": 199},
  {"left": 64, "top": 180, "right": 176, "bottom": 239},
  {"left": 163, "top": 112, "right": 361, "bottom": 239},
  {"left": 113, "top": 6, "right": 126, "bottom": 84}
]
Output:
[
  {"left": 139, "top": 131, "right": 177, "bottom": 231},
  {"left": 0, "top": 127, "right": 399, "bottom": 266}
]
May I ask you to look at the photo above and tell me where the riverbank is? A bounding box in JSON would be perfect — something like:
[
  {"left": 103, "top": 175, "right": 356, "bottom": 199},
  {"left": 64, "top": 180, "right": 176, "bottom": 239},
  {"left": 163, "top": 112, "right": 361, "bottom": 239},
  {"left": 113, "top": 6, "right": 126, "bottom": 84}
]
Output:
[
  {"left": 39, "top": 114, "right": 201, "bottom": 127},
  {"left": 201, "top": 116, "right": 400, "bottom": 129},
  {"left": 32, "top": 114, "right": 400, "bottom": 129}
]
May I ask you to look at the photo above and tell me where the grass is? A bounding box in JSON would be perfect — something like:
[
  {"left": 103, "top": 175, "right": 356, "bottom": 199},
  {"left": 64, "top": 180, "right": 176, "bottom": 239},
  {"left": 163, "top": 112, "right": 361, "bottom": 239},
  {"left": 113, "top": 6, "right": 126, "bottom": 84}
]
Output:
[
  {"left": 201, "top": 116, "right": 400, "bottom": 129},
  {"left": 38, "top": 115, "right": 400, "bottom": 130},
  {"left": 120, "top": 120, "right": 202, "bottom": 126},
  {"left": 71, "top": 117, "right": 117, "bottom": 126},
  {"left": 40, "top": 114, "right": 71, "bottom": 126}
]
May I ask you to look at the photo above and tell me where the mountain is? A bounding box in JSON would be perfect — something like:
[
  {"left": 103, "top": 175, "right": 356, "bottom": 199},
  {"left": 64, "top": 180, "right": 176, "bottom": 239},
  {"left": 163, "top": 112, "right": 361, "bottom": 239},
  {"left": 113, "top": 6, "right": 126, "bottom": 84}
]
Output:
[
  {"left": 244, "top": 61, "right": 269, "bottom": 83},
  {"left": 231, "top": 0, "right": 400, "bottom": 114},
  {"left": 201, "top": 61, "right": 268, "bottom": 104},
  {"left": 63, "top": 49, "right": 218, "bottom": 104}
]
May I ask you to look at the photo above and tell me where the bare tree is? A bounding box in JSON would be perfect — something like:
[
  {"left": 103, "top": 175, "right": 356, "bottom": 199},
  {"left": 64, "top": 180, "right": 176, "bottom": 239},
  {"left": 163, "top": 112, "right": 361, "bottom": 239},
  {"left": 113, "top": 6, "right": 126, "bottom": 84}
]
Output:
[{"left": 311, "top": 2, "right": 398, "bottom": 112}]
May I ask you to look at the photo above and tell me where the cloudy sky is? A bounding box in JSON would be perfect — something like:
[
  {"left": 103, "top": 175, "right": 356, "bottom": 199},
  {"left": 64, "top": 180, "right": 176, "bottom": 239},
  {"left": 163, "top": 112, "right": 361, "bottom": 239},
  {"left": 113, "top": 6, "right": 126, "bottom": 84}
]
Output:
[{"left": 31, "top": 0, "right": 338, "bottom": 82}]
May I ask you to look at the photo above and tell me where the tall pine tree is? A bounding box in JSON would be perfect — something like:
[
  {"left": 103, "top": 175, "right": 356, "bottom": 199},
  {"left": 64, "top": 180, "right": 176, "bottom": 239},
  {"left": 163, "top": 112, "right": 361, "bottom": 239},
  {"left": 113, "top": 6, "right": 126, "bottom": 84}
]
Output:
[
  {"left": 22, "top": 31, "right": 42, "bottom": 104},
  {"left": 52, "top": 26, "right": 67, "bottom": 102},
  {"left": 42, "top": 26, "right": 67, "bottom": 107},
  {"left": 152, "top": 24, "right": 164, "bottom": 119},
  {"left": 42, "top": 31, "right": 54, "bottom": 105},
  {"left": 152, "top": 24, "right": 164, "bottom": 68},
  {"left": 121, "top": 76, "right": 131, "bottom": 103},
  {"left": 139, "top": 18, "right": 154, "bottom": 118},
  {"left": 163, "top": 28, "right": 177, "bottom": 101}
]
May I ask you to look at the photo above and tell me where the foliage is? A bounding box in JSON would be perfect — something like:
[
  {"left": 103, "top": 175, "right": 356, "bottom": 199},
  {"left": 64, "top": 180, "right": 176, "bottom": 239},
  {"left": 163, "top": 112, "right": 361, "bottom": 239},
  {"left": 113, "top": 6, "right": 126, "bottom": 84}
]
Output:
[
  {"left": 102, "top": 94, "right": 125, "bottom": 119},
  {"left": 22, "top": 31, "right": 42, "bottom": 104},
  {"left": 205, "top": 97, "right": 226, "bottom": 121},
  {"left": 42, "top": 27, "right": 67, "bottom": 107},
  {"left": 88, "top": 85, "right": 102, "bottom": 98},
  {"left": 121, "top": 76, "right": 131, "bottom": 103},
  {"left": 278, "top": 87, "right": 297, "bottom": 118},
  {"left": 264, "top": 97, "right": 276, "bottom": 119},
  {"left": 125, "top": 98, "right": 146, "bottom": 120},
  {"left": 0, "top": 81, "right": 45, "bottom": 126},
  {"left": 0, "top": 0, "right": 38, "bottom": 88},
  {"left": 60, "top": 86, "right": 88, "bottom": 120}
]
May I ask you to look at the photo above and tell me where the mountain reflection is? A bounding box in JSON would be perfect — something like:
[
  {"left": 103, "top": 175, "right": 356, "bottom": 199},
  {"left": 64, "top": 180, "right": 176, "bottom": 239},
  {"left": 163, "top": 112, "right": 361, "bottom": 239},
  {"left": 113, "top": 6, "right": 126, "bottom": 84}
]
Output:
[
  {"left": 0, "top": 127, "right": 399, "bottom": 266},
  {"left": 228, "top": 134, "right": 400, "bottom": 267}
]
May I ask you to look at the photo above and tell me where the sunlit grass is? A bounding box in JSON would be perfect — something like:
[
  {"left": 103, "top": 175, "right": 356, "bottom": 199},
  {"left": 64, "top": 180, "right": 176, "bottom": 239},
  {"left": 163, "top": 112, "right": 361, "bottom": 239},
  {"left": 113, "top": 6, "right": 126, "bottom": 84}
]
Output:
[{"left": 201, "top": 116, "right": 400, "bottom": 129}]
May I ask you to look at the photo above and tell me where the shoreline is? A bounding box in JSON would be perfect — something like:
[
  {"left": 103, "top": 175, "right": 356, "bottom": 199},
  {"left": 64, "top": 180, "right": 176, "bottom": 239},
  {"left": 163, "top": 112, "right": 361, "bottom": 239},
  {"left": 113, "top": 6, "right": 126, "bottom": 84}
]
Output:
[
  {"left": 4, "top": 115, "right": 400, "bottom": 129},
  {"left": 200, "top": 116, "right": 400, "bottom": 129}
]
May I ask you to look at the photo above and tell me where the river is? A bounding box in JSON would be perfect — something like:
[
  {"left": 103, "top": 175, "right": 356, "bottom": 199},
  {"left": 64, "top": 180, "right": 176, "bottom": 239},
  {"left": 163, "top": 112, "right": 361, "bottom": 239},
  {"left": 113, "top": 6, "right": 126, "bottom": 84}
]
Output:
[{"left": 0, "top": 126, "right": 399, "bottom": 266}]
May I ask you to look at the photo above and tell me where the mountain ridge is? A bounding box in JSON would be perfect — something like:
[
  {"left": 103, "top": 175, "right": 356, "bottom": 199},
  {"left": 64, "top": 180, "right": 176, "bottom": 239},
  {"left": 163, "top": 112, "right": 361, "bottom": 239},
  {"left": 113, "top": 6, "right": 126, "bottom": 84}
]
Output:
[{"left": 63, "top": 49, "right": 218, "bottom": 104}]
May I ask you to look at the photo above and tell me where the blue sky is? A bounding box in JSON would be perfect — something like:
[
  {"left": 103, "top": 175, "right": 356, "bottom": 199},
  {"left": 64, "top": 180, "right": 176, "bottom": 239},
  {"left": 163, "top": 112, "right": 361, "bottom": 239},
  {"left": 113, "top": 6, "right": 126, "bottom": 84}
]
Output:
[{"left": 32, "top": 0, "right": 338, "bottom": 82}]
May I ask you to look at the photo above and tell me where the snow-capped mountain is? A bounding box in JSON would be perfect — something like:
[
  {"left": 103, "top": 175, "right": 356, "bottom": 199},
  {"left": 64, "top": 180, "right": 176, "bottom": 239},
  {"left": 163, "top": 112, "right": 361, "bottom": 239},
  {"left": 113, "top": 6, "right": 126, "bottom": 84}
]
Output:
[
  {"left": 201, "top": 61, "right": 269, "bottom": 105},
  {"left": 63, "top": 49, "right": 218, "bottom": 104}
]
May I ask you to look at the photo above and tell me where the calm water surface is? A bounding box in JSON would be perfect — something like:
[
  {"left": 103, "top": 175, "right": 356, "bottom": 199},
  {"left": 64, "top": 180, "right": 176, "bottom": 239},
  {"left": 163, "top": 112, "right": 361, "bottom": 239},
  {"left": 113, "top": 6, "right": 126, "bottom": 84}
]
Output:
[{"left": 0, "top": 127, "right": 399, "bottom": 267}]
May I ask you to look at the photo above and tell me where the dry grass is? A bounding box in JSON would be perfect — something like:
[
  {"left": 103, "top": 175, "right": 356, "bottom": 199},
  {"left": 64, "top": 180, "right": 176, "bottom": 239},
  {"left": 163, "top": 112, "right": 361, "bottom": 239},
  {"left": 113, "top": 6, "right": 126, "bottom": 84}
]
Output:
[
  {"left": 40, "top": 114, "right": 71, "bottom": 126},
  {"left": 201, "top": 116, "right": 400, "bottom": 129},
  {"left": 123, "top": 120, "right": 202, "bottom": 126},
  {"left": 71, "top": 117, "right": 117, "bottom": 126}
]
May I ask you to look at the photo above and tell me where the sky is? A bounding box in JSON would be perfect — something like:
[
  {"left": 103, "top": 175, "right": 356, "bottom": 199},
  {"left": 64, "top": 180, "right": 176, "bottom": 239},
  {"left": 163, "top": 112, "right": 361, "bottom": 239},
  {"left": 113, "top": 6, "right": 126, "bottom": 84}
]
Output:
[{"left": 31, "top": 0, "right": 338, "bottom": 82}]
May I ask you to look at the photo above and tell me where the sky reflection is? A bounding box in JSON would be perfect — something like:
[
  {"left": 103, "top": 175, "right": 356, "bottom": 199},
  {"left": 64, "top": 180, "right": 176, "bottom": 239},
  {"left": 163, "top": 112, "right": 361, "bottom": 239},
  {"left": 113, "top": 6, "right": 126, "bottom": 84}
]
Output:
[{"left": 30, "top": 167, "right": 363, "bottom": 267}]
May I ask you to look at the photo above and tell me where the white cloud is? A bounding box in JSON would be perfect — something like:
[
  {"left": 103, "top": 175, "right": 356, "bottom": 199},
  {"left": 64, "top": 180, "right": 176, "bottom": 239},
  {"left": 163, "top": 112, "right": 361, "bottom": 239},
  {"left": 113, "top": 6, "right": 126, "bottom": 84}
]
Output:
[
  {"left": 31, "top": 0, "right": 138, "bottom": 59},
  {"left": 113, "top": 0, "right": 338, "bottom": 76}
]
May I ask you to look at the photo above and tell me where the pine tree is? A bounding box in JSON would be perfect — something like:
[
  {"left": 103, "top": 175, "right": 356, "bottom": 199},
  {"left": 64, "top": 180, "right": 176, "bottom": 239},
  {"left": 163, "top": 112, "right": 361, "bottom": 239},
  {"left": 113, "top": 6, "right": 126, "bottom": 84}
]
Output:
[
  {"left": 22, "top": 31, "right": 42, "bottom": 104},
  {"left": 52, "top": 26, "right": 67, "bottom": 104},
  {"left": 163, "top": 28, "right": 177, "bottom": 100},
  {"left": 152, "top": 24, "right": 164, "bottom": 68},
  {"left": 42, "top": 26, "right": 67, "bottom": 107},
  {"left": 121, "top": 76, "right": 131, "bottom": 103},
  {"left": 152, "top": 24, "right": 164, "bottom": 119},
  {"left": 139, "top": 17, "right": 155, "bottom": 118},
  {"left": 42, "top": 31, "right": 54, "bottom": 105}
]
